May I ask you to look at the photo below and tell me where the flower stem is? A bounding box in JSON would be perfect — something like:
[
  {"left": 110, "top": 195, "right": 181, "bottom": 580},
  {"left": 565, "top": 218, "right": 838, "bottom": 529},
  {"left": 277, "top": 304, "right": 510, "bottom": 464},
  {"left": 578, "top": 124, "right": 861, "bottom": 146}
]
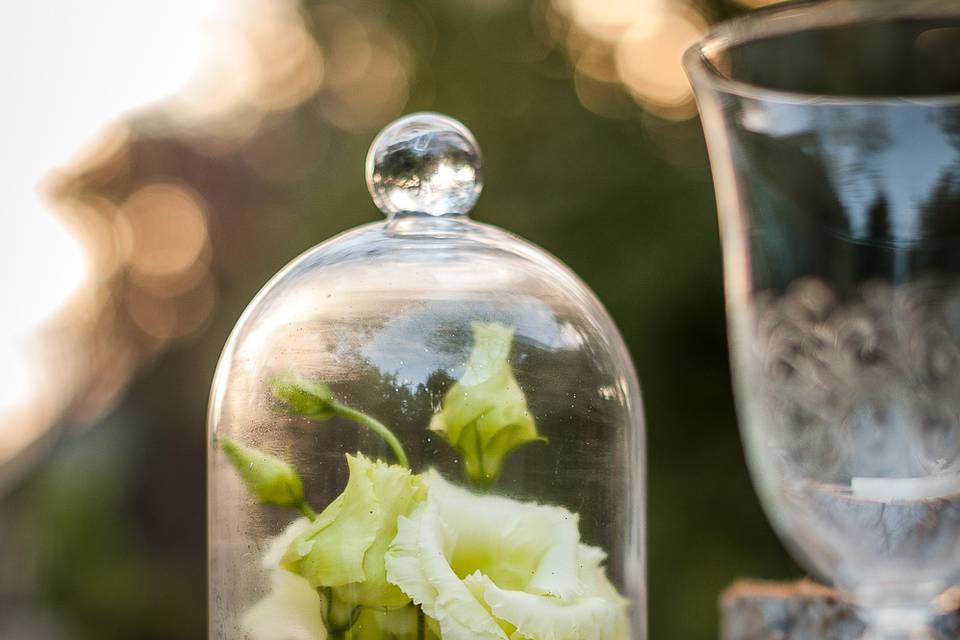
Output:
[
  {"left": 296, "top": 499, "right": 317, "bottom": 521},
  {"left": 417, "top": 608, "right": 425, "bottom": 640},
  {"left": 272, "top": 375, "right": 410, "bottom": 468},
  {"left": 332, "top": 402, "right": 409, "bottom": 468},
  {"left": 464, "top": 424, "right": 495, "bottom": 491}
]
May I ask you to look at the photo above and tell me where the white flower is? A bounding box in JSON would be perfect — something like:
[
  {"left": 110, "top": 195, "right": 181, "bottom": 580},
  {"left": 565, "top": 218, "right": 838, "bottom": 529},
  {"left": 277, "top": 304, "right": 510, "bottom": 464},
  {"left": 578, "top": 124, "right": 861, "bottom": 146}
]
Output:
[
  {"left": 242, "top": 518, "right": 327, "bottom": 640},
  {"left": 385, "top": 472, "right": 629, "bottom": 640}
]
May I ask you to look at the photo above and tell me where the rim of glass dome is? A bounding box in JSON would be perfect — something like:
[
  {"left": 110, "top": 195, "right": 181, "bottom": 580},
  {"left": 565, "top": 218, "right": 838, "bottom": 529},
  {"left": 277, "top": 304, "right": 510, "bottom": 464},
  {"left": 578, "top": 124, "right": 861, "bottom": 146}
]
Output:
[{"left": 683, "top": 0, "right": 960, "bottom": 107}]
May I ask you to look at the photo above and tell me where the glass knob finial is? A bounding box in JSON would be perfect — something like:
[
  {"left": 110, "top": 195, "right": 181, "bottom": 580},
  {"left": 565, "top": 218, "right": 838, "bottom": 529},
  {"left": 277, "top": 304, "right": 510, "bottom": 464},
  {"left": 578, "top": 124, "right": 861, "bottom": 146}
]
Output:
[{"left": 366, "top": 112, "right": 483, "bottom": 218}]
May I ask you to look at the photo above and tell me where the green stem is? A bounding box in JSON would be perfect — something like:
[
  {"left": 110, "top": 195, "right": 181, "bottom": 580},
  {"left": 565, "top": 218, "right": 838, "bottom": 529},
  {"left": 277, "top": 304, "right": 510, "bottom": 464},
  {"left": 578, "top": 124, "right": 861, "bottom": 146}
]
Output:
[
  {"left": 272, "top": 376, "right": 410, "bottom": 468},
  {"left": 464, "top": 424, "right": 495, "bottom": 491},
  {"left": 417, "top": 608, "right": 425, "bottom": 640},
  {"left": 333, "top": 402, "right": 409, "bottom": 468},
  {"left": 297, "top": 499, "right": 317, "bottom": 521}
]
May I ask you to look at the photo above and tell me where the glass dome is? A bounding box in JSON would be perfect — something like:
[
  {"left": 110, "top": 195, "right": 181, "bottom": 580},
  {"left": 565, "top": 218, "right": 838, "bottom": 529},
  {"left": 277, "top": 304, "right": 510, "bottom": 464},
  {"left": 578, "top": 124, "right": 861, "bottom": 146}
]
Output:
[{"left": 207, "top": 113, "right": 646, "bottom": 640}]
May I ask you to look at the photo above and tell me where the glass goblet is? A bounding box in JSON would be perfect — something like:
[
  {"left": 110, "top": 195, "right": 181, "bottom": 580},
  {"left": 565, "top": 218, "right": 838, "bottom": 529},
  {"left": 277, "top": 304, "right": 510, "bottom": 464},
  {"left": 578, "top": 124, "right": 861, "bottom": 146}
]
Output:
[{"left": 686, "top": 1, "right": 960, "bottom": 637}]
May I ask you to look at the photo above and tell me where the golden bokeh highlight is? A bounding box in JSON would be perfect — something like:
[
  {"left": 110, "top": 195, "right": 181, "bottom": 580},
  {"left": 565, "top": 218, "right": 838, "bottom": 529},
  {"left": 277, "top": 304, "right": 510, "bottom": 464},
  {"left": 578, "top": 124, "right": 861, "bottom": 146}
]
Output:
[
  {"left": 314, "top": 12, "right": 412, "bottom": 133},
  {"left": 563, "top": 0, "right": 665, "bottom": 43},
  {"left": 0, "top": 0, "right": 427, "bottom": 475},
  {"left": 574, "top": 69, "right": 638, "bottom": 120},
  {"left": 0, "top": 0, "right": 324, "bottom": 476},
  {"left": 125, "top": 287, "right": 181, "bottom": 341},
  {"left": 548, "top": 0, "right": 710, "bottom": 121},
  {"left": 121, "top": 183, "right": 209, "bottom": 279},
  {"left": 170, "top": 30, "right": 262, "bottom": 130},
  {"left": 246, "top": 16, "right": 325, "bottom": 113},
  {"left": 616, "top": 6, "right": 708, "bottom": 117}
]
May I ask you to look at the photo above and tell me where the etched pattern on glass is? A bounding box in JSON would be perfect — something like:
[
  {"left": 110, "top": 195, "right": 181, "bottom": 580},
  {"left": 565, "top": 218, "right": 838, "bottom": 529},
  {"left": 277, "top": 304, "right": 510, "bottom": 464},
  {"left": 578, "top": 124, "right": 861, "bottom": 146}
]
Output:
[{"left": 749, "top": 278, "right": 960, "bottom": 592}]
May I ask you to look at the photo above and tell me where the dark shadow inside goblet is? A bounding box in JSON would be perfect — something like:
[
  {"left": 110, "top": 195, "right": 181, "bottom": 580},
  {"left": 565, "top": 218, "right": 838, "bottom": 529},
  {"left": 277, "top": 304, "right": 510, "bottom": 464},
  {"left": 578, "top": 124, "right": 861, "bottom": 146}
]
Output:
[{"left": 721, "top": 16, "right": 960, "bottom": 97}]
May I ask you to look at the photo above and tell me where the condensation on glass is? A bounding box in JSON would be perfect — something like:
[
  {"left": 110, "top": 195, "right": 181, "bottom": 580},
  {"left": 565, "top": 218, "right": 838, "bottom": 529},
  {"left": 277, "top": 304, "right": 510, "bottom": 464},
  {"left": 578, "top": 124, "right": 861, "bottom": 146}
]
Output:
[{"left": 207, "top": 113, "right": 646, "bottom": 640}]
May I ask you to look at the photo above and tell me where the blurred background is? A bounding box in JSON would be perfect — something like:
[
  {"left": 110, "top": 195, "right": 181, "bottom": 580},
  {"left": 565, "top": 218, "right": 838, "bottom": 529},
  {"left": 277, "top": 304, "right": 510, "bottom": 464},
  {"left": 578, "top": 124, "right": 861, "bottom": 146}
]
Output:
[{"left": 0, "top": 0, "right": 802, "bottom": 638}]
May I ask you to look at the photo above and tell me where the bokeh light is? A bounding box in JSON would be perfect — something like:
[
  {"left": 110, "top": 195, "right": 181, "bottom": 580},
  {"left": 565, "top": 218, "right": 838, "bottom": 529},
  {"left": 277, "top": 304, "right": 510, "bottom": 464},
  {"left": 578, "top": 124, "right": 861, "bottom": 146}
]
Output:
[
  {"left": 616, "top": 6, "right": 708, "bottom": 118},
  {"left": 563, "top": 0, "right": 666, "bottom": 43},
  {"left": 548, "top": 0, "right": 710, "bottom": 121},
  {"left": 314, "top": 9, "right": 412, "bottom": 133},
  {"left": 121, "top": 183, "right": 209, "bottom": 281},
  {"left": 0, "top": 0, "right": 323, "bottom": 476}
]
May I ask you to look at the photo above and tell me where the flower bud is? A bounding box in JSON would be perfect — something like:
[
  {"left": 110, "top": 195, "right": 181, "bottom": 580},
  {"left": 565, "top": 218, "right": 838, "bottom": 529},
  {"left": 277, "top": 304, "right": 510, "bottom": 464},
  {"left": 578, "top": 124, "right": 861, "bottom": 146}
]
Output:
[
  {"left": 220, "top": 438, "right": 305, "bottom": 508},
  {"left": 429, "top": 322, "right": 541, "bottom": 487},
  {"left": 272, "top": 375, "right": 337, "bottom": 420}
]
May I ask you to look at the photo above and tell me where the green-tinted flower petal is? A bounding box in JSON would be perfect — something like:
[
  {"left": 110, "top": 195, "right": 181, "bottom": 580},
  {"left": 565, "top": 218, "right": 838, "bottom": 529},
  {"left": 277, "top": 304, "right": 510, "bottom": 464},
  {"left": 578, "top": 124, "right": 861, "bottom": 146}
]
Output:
[
  {"left": 242, "top": 569, "right": 327, "bottom": 640},
  {"left": 352, "top": 460, "right": 427, "bottom": 608},
  {"left": 283, "top": 454, "right": 426, "bottom": 610},
  {"left": 430, "top": 322, "right": 540, "bottom": 486},
  {"left": 283, "top": 454, "right": 378, "bottom": 586},
  {"left": 220, "top": 438, "right": 305, "bottom": 508}
]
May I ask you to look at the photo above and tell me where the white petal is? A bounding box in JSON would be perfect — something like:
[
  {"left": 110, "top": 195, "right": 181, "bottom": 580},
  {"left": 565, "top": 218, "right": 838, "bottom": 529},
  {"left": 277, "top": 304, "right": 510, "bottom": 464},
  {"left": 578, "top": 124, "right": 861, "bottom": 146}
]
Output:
[
  {"left": 242, "top": 569, "right": 327, "bottom": 640},
  {"left": 386, "top": 471, "right": 630, "bottom": 640},
  {"left": 475, "top": 570, "right": 625, "bottom": 640},
  {"left": 385, "top": 510, "right": 438, "bottom": 609},
  {"left": 423, "top": 471, "right": 583, "bottom": 599},
  {"left": 262, "top": 518, "right": 312, "bottom": 569},
  {"left": 387, "top": 502, "right": 507, "bottom": 640}
]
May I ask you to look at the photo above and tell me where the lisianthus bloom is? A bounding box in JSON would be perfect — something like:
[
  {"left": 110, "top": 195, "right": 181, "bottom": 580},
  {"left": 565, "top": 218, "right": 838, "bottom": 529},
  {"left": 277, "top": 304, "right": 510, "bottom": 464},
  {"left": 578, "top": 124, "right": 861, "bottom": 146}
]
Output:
[
  {"left": 243, "top": 519, "right": 431, "bottom": 640},
  {"left": 385, "top": 471, "right": 630, "bottom": 640},
  {"left": 430, "top": 322, "right": 541, "bottom": 487},
  {"left": 282, "top": 454, "right": 427, "bottom": 620}
]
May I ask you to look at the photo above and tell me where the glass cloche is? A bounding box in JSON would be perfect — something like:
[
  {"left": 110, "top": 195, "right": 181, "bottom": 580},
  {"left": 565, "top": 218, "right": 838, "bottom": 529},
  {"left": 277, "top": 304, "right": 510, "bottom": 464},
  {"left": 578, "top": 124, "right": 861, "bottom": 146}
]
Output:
[{"left": 207, "top": 113, "right": 646, "bottom": 640}]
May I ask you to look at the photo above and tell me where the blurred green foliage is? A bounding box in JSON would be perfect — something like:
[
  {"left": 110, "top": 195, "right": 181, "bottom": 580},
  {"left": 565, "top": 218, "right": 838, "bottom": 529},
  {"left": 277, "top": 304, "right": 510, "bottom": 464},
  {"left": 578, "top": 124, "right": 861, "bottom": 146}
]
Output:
[{"left": 0, "top": 0, "right": 802, "bottom": 638}]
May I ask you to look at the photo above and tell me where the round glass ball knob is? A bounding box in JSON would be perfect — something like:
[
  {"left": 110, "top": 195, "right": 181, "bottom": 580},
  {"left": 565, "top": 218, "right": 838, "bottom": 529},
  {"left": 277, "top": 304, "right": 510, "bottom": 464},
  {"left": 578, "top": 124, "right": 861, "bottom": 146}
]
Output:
[{"left": 365, "top": 112, "right": 483, "bottom": 218}]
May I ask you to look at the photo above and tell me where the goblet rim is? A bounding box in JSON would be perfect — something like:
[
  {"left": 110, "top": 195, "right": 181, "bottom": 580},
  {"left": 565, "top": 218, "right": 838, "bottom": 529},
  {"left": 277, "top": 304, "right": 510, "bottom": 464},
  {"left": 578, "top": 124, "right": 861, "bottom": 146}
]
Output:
[{"left": 683, "top": 0, "right": 960, "bottom": 106}]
